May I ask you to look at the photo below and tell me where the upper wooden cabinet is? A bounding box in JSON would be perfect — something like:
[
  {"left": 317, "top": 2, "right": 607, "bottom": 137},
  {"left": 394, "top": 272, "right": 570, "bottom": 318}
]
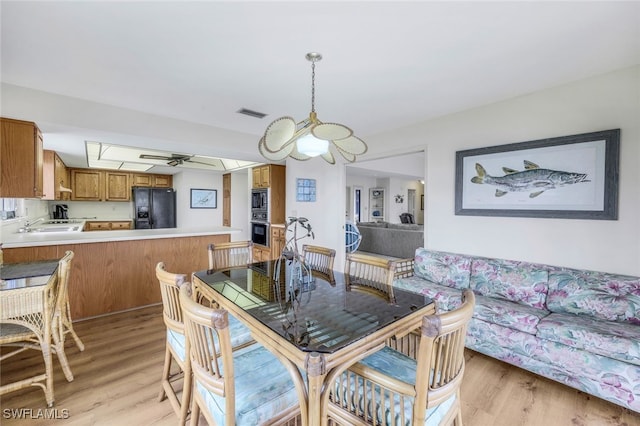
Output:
[
  {"left": 252, "top": 165, "right": 272, "bottom": 188},
  {"left": 70, "top": 169, "right": 130, "bottom": 201},
  {"left": 131, "top": 173, "right": 172, "bottom": 188},
  {"left": 105, "top": 171, "right": 130, "bottom": 201},
  {"left": 0, "top": 117, "right": 44, "bottom": 198},
  {"left": 251, "top": 164, "right": 286, "bottom": 224},
  {"left": 71, "top": 169, "right": 102, "bottom": 201},
  {"left": 42, "top": 150, "right": 71, "bottom": 201},
  {"left": 70, "top": 169, "right": 170, "bottom": 201}
]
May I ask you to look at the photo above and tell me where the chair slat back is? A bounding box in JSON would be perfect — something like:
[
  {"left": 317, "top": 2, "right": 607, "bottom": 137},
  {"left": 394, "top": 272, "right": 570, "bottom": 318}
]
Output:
[
  {"left": 208, "top": 241, "right": 253, "bottom": 270},
  {"left": 179, "top": 285, "right": 235, "bottom": 419},
  {"left": 302, "top": 244, "right": 336, "bottom": 275},
  {"left": 414, "top": 289, "right": 475, "bottom": 421},
  {"left": 155, "top": 262, "right": 188, "bottom": 333},
  {"left": 345, "top": 253, "right": 396, "bottom": 302},
  {"left": 55, "top": 251, "right": 73, "bottom": 314}
]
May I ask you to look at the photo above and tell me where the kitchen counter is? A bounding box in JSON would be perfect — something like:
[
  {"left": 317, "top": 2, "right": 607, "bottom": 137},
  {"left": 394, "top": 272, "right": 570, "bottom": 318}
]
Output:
[{"left": 2, "top": 226, "right": 242, "bottom": 248}]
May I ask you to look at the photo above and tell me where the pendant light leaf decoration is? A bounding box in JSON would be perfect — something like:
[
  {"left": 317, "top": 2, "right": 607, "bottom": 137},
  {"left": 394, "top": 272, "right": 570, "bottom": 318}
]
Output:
[{"left": 258, "top": 52, "right": 367, "bottom": 164}]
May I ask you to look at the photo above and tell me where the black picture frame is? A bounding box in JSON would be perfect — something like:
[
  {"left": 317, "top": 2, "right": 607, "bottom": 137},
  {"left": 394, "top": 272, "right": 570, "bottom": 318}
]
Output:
[
  {"left": 190, "top": 188, "right": 217, "bottom": 209},
  {"left": 454, "top": 129, "right": 620, "bottom": 220}
]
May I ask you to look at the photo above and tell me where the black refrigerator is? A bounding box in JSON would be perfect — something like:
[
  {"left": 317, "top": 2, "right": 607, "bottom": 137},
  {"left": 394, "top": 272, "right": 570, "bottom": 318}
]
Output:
[{"left": 132, "top": 187, "right": 176, "bottom": 229}]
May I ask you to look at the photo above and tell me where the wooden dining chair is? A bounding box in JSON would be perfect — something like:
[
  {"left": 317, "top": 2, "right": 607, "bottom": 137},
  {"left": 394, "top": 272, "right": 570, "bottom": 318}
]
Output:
[
  {"left": 328, "top": 289, "right": 476, "bottom": 426},
  {"left": 178, "top": 284, "right": 301, "bottom": 426},
  {"left": 53, "top": 250, "right": 84, "bottom": 352},
  {"left": 156, "top": 262, "right": 192, "bottom": 425},
  {"left": 344, "top": 252, "right": 397, "bottom": 303},
  {"left": 0, "top": 264, "right": 62, "bottom": 407},
  {"left": 207, "top": 241, "right": 253, "bottom": 270},
  {"left": 302, "top": 244, "right": 336, "bottom": 275}
]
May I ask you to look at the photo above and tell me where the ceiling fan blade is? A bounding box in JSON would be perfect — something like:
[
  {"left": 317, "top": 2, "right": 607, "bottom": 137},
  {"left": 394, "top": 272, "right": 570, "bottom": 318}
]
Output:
[{"left": 140, "top": 154, "right": 172, "bottom": 160}]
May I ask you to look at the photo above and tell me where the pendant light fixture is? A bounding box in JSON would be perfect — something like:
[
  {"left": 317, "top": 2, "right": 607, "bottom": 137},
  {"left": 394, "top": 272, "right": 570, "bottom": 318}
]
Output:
[{"left": 258, "top": 52, "right": 367, "bottom": 164}]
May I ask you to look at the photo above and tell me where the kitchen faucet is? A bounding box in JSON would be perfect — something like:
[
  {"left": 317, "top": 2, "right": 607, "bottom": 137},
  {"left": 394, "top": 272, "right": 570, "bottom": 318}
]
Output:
[{"left": 20, "top": 218, "right": 45, "bottom": 232}]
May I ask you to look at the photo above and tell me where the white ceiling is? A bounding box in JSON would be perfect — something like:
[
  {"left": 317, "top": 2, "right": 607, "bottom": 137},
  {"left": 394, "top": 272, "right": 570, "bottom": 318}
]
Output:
[{"left": 1, "top": 1, "right": 639, "bottom": 174}]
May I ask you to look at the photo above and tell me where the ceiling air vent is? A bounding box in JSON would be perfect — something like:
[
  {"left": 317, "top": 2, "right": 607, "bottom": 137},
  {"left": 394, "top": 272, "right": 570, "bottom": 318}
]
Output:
[{"left": 237, "top": 108, "right": 267, "bottom": 119}]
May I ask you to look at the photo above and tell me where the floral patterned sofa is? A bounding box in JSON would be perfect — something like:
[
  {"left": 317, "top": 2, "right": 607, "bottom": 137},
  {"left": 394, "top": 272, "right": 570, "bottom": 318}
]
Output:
[{"left": 393, "top": 248, "right": 640, "bottom": 413}]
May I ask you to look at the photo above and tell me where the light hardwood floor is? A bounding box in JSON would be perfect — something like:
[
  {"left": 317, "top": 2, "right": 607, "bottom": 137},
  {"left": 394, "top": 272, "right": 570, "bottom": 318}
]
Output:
[{"left": 1, "top": 305, "right": 638, "bottom": 425}]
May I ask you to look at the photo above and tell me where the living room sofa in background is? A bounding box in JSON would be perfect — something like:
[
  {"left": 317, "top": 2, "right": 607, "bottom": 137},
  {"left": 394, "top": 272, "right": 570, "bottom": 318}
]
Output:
[
  {"left": 393, "top": 248, "right": 640, "bottom": 413},
  {"left": 356, "top": 221, "right": 424, "bottom": 259}
]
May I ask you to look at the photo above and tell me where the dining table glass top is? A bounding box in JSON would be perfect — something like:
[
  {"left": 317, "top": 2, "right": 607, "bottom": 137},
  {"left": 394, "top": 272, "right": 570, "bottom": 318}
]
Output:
[
  {"left": 194, "top": 260, "right": 432, "bottom": 354},
  {"left": 0, "top": 259, "right": 59, "bottom": 291}
]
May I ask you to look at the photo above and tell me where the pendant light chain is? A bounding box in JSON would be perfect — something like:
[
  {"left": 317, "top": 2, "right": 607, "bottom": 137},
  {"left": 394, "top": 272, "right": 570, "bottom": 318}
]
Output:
[{"left": 310, "top": 60, "right": 316, "bottom": 114}]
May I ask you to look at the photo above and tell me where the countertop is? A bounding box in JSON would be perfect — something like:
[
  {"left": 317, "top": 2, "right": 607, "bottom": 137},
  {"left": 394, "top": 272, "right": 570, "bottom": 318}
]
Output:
[{"left": 2, "top": 226, "right": 242, "bottom": 248}]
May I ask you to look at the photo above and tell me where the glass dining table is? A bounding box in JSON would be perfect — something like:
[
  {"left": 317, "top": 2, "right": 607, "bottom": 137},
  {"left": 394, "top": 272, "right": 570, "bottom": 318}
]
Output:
[{"left": 193, "top": 260, "right": 435, "bottom": 426}]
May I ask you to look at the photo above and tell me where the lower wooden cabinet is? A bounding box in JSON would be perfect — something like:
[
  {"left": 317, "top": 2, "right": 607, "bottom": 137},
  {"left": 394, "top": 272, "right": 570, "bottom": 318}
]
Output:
[
  {"left": 270, "top": 225, "right": 286, "bottom": 259},
  {"left": 84, "top": 220, "right": 132, "bottom": 231},
  {"left": 253, "top": 245, "right": 271, "bottom": 262}
]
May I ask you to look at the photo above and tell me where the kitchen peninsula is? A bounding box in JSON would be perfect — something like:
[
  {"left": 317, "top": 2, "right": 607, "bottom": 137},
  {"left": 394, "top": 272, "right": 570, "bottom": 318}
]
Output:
[{"left": 2, "top": 226, "right": 240, "bottom": 319}]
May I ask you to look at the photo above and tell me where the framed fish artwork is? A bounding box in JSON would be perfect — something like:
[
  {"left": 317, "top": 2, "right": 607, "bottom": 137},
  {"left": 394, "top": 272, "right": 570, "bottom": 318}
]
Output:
[{"left": 455, "top": 129, "right": 620, "bottom": 219}]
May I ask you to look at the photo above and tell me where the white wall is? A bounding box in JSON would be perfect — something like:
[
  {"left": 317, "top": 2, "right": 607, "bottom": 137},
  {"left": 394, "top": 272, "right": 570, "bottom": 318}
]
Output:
[
  {"left": 172, "top": 170, "right": 222, "bottom": 228},
  {"left": 367, "top": 65, "right": 640, "bottom": 275},
  {"left": 285, "top": 159, "right": 347, "bottom": 270},
  {"left": 230, "top": 171, "right": 250, "bottom": 241}
]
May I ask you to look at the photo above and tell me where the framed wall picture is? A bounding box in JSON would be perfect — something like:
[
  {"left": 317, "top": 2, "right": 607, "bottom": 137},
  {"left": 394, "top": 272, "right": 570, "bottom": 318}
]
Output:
[
  {"left": 190, "top": 188, "right": 217, "bottom": 209},
  {"left": 296, "top": 178, "right": 316, "bottom": 202},
  {"left": 454, "top": 129, "right": 620, "bottom": 220}
]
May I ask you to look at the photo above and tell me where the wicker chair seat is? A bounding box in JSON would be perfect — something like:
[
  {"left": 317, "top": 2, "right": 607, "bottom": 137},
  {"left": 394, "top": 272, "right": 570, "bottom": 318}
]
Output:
[
  {"left": 332, "top": 346, "right": 457, "bottom": 425},
  {"left": 166, "top": 314, "right": 253, "bottom": 362},
  {"left": 193, "top": 342, "right": 300, "bottom": 425},
  {"left": 0, "top": 322, "right": 37, "bottom": 342}
]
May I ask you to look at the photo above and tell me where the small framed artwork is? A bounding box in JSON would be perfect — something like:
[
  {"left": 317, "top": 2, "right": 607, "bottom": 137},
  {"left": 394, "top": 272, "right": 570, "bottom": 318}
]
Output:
[
  {"left": 454, "top": 129, "right": 620, "bottom": 220},
  {"left": 296, "top": 178, "right": 316, "bottom": 202},
  {"left": 421, "top": 194, "right": 424, "bottom": 210},
  {"left": 190, "top": 188, "right": 217, "bottom": 209}
]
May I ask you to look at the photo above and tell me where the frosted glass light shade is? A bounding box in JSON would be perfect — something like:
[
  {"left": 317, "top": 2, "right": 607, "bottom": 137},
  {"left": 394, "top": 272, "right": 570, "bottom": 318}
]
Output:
[{"left": 297, "top": 133, "right": 329, "bottom": 157}]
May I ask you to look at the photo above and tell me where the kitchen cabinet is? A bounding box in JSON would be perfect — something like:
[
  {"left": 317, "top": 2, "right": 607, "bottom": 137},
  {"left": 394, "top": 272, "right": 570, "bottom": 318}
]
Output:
[
  {"left": 251, "top": 164, "right": 286, "bottom": 223},
  {"left": 222, "top": 173, "right": 231, "bottom": 226},
  {"left": 71, "top": 169, "right": 102, "bottom": 201},
  {"left": 369, "top": 188, "right": 385, "bottom": 222},
  {"left": 252, "top": 165, "right": 271, "bottom": 188},
  {"left": 43, "top": 150, "right": 71, "bottom": 201},
  {"left": 0, "top": 117, "right": 44, "bottom": 198},
  {"left": 84, "top": 220, "right": 132, "bottom": 231},
  {"left": 105, "top": 172, "right": 130, "bottom": 201},
  {"left": 70, "top": 169, "right": 130, "bottom": 201},
  {"left": 270, "top": 225, "right": 286, "bottom": 259},
  {"left": 131, "top": 173, "right": 172, "bottom": 188},
  {"left": 253, "top": 245, "right": 271, "bottom": 262}
]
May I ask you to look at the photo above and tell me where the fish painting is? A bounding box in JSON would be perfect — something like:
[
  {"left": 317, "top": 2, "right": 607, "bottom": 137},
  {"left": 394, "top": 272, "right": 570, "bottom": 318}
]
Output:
[{"left": 471, "top": 160, "right": 590, "bottom": 198}]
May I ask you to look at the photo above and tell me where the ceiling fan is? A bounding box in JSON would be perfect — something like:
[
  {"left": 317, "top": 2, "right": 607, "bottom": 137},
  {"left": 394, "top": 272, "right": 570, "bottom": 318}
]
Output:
[{"left": 139, "top": 153, "right": 214, "bottom": 167}]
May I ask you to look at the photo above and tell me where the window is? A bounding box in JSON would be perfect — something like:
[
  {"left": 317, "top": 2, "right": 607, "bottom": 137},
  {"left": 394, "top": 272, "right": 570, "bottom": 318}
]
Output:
[{"left": 1, "top": 198, "right": 20, "bottom": 220}]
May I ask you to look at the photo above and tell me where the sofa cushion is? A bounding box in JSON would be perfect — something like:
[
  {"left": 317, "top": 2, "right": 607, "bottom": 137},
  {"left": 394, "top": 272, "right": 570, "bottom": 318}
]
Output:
[
  {"left": 470, "top": 258, "right": 549, "bottom": 309},
  {"left": 413, "top": 248, "right": 471, "bottom": 290},
  {"left": 547, "top": 268, "right": 640, "bottom": 324},
  {"left": 474, "top": 295, "right": 550, "bottom": 335},
  {"left": 536, "top": 313, "right": 640, "bottom": 366},
  {"left": 393, "top": 276, "right": 464, "bottom": 313}
]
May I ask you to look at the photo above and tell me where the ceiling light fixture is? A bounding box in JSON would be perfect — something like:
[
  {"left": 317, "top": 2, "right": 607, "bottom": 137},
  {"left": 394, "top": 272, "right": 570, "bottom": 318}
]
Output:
[{"left": 258, "top": 52, "right": 367, "bottom": 164}]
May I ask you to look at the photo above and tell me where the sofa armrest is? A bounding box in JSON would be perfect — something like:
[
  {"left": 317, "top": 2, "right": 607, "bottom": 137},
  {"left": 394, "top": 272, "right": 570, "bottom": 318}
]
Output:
[{"left": 392, "top": 258, "right": 415, "bottom": 279}]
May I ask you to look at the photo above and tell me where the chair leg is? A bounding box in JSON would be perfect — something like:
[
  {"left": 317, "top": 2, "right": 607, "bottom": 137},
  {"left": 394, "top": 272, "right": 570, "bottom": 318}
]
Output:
[
  {"left": 63, "top": 302, "right": 84, "bottom": 351},
  {"left": 42, "top": 340, "right": 55, "bottom": 407},
  {"left": 189, "top": 398, "right": 200, "bottom": 426},
  {"left": 51, "top": 317, "right": 74, "bottom": 382},
  {"left": 179, "top": 359, "right": 192, "bottom": 426},
  {"left": 158, "top": 344, "right": 171, "bottom": 402}
]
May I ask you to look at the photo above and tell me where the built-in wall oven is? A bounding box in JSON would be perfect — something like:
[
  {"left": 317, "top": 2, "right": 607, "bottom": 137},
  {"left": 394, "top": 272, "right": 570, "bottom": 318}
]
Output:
[{"left": 250, "top": 221, "right": 269, "bottom": 247}]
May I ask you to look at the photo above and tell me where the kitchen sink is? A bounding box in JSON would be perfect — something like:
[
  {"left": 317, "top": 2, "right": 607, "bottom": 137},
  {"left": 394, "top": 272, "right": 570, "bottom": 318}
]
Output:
[{"left": 28, "top": 226, "right": 82, "bottom": 233}]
